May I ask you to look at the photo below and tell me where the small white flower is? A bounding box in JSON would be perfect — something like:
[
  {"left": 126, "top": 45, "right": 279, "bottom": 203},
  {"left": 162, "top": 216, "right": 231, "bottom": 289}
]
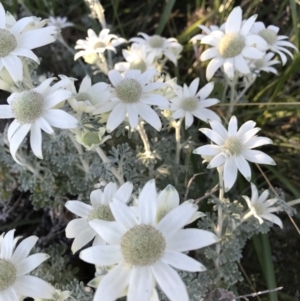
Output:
[
  {"left": 80, "top": 179, "right": 218, "bottom": 301},
  {"left": 242, "top": 183, "right": 282, "bottom": 228},
  {"left": 65, "top": 182, "right": 133, "bottom": 253},
  {"left": 193, "top": 116, "right": 276, "bottom": 192},
  {"left": 0, "top": 230, "right": 55, "bottom": 300},
  {"left": 169, "top": 78, "right": 220, "bottom": 129},
  {"left": 251, "top": 22, "right": 298, "bottom": 65},
  {"left": 250, "top": 52, "right": 280, "bottom": 75},
  {"left": 47, "top": 16, "right": 74, "bottom": 29},
  {"left": 75, "top": 29, "right": 126, "bottom": 61},
  {"left": 0, "top": 78, "right": 78, "bottom": 164},
  {"left": 115, "top": 45, "right": 156, "bottom": 73},
  {"left": 130, "top": 33, "right": 183, "bottom": 65},
  {"left": 93, "top": 69, "right": 169, "bottom": 132},
  {"left": 0, "top": 3, "right": 58, "bottom": 83},
  {"left": 67, "top": 75, "right": 110, "bottom": 113},
  {"left": 200, "top": 6, "right": 267, "bottom": 80}
]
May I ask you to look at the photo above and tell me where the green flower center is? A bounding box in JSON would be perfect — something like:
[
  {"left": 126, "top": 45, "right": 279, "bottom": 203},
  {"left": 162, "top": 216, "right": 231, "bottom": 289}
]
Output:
[
  {"left": 148, "top": 35, "right": 164, "bottom": 48},
  {"left": 0, "top": 259, "right": 17, "bottom": 291},
  {"left": 259, "top": 29, "right": 277, "bottom": 46},
  {"left": 11, "top": 91, "right": 44, "bottom": 124},
  {"left": 223, "top": 136, "right": 243, "bottom": 156},
  {"left": 0, "top": 29, "right": 17, "bottom": 58},
  {"left": 130, "top": 59, "right": 147, "bottom": 73},
  {"left": 87, "top": 204, "right": 115, "bottom": 221},
  {"left": 115, "top": 79, "right": 143, "bottom": 104},
  {"left": 181, "top": 97, "right": 198, "bottom": 112},
  {"left": 121, "top": 225, "right": 166, "bottom": 266},
  {"left": 75, "top": 92, "right": 92, "bottom": 102},
  {"left": 218, "top": 33, "right": 245, "bottom": 58},
  {"left": 93, "top": 41, "right": 106, "bottom": 50},
  {"left": 81, "top": 131, "right": 101, "bottom": 147},
  {"left": 254, "top": 59, "right": 265, "bottom": 69}
]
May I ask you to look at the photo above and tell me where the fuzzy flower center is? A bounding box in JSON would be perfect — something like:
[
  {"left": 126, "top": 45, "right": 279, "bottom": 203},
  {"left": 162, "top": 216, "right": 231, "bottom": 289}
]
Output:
[
  {"left": 0, "top": 29, "right": 17, "bottom": 58},
  {"left": 218, "top": 33, "right": 245, "bottom": 58},
  {"left": 121, "top": 224, "right": 166, "bottom": 266},
  {"left": 254, "top": 59, "right": 265, "bottom": 69},
  {"left": 223, "top": 136, "right": 243, "bottom": 157},
  {"left": 115, "top": 79, "right": 143, "bottom": 104},
  {"left": 148, "top": 35, "right": 164, "bottom": 48},
  {"left": 259, "top": 29, "right": 277, "bottom": 45},
  {"left": 130, "top": 59, "right": 147, "bottom": 73},
  {"left": 11, "top": 91, "right": 44, "bottom": 124},
  {"left": 75, "top": 92, "right": 92, "bottom": 102},
  {"left": 252, "top": 203, "right": 264, "bottom": 216},
  {"left": 93, "top": 41, "right": 106, "bottom": 49},
  {"left": 181, "top": 97, "right": 198, "bottom": 112},
  {"left": 81, "top": 131, "right": 101, "bottom": 147},
  {"left": 0, "top": 259, "right": 17, "bottom": 291},
  {"left": 87, "top": 204, "right": 115, "bottom": 222}
]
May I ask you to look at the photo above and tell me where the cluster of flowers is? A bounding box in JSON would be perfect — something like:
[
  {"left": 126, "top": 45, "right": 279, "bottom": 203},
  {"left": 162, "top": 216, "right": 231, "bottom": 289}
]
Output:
[{"left": 0, "top": 2, "right": 296, "bottom": 301}]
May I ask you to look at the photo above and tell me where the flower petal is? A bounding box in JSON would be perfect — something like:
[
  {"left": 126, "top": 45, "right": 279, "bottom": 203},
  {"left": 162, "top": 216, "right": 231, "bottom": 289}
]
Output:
[
  {"left": 0, "top": 105, "right": 14, "bottom": 118},
  {"left": 65, "top": 218, "right": 89, "bottom": 238},
  {"left": 17, "top": 253, "right": 50, "bottom": 276},
  {"left": 193, "top": 145, "right": 221, "bottom": 156},
  {"left": 102, "top": 182, "right": 118, "bottom": 204},
  {"left": 136, "top": 103, "right": 162, "bottom": 131},
  {"left": 242, "top": 149, "right": 276, "bottom": 165},
  {"left": 226, "top": 6, "right": 242, "bottom": 34},
  {"left": 11, "top": 236, "right": 38, "bottom": 264},
  {"left": 71, "top": 228, "right": 96, "bottom": 253},
  {"left": 30, "top": 122, "right": 43, "bottom": 159},
  {"left": 106, "top": 103, "right": 127, "bottom": 132},
  {"left": 200, "top": 128, "right": 224, "bottom": 145},
  {"left": 43, "top": 109, "right": 78, "bottom": 129},
  {"left": 223, "top": 158, "right": 238, "bottom": 192},
  {"left": 90, "top": 189, "right": 103, "bottom": 206},
  {"left": 114, "top": 182, "right": 133, "bottom": 203},
  {"left": 235, "top": 155, "right": 251, "bottom": 181}
]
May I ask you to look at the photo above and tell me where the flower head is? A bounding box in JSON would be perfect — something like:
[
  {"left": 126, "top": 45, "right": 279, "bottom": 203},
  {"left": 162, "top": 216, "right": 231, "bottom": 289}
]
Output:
[
  {"left": 170, "top": 78, "right": 220, "bottom": 129},
  {"left": 251, "top": 22, "right": 298, "bottom": 65},
  {"left": 0, "top": 230, "right": 55, "bottom": 300},
  {"left": 0, "top": 3, "right": 58, "bottom": 83},
  {"left": 193, "top": 116, "right": 275, "bottom": 191},
  {"left": 130, "top": 33, "right": 183, "bottom": 65},
  {"left": 75, "top": 29, "right": 126, "bottom": 61},
  {"left": 80, "top": 179, "right": 217, "bottom": 301},
  {"left": 47, "top": 16, "right": 74, "bottom": 29},
  {"left": 93, "top": 69, "right": 169, "bottom": 132},
  {"left": 200, "top": 6, "right": 267, "bottom": 80},
  {"left": 243, "top": 183, "right": 282, "bottom": 228},
  {"left": 0, "top": 77, "right": 78, "bottom": 164},
  {"left": 65, "top": 182, "right": 133, "bottom": 253},
  {"left": 75, "top": 128, "right": 111, "bottom": 150},
  {"left": 250, "top": 52, "right": 280, "bottom": 75}
]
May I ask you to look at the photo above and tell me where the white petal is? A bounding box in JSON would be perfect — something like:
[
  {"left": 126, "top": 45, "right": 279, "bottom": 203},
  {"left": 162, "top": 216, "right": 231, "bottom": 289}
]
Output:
[
  {"left": 244, "top": 137, "right": 273, "bottom": 149},
  {"left": 8, "top": 120, "right": 21, "bottom": 143},
  {"left": 1, "top": 229, "right": 15, "bottom": 259},
  {"left": 234, "top": 54, "right": 250, "bottom": 74},
  {"left": 71, "top": 228, "right": 96, "bottom": 253},
  {"left": 250, "top": 182, "right": 259, "bottom": 203},
  {"left": 12, "top": 236, "right": 38, "bottom": 264},
  {"left": 193, "top": 144, "right": 221, "bottom": 156},
  {"left": 109, "top": 70, "right": 123, "bottom": 87},
  {"left": 226, "top": 6, "right": 242, "bottom": 34},
  {"left": 65, "top": 201, "right": 92, "bottom": 218},
  {"left": 125, "top": 69, "right": 141, "bottom": 79},
  {"left": 30, "top": 122, "right": 43, "bottom": 159},
  {"left": 33, "top": 78, "right": 56, "bottom": 94},
  {"left": 206, "top": 57, "right": 224, "bottom": 81},
  {"left": 94, "top": 265, "right": 130, "bottom": 301},
  {"left": 157, "top": 185, "right": 179, "bottom": 213},
  {"left": 102, "top": 182, "right": 118, "bottom": 204},
  {"left": 237, "top": 120, "right": 256, "bottom": 137},
  {"left": 223, "top": 158, "right": 238, "bottom": 192},
  {"left": 235, "top": 155, "right": 251, "bottom": 181},
  {"left": 136, "top": 103, "right": 162, "bottom": 131},
  {"left": 0, "top": 105, "right": 14, "bottom": 118},
  {"left": 207, "top": 153, "right": 226, "bottom": 168},
  {"left": 200, "top": 48, "right": 218, "bottom": 61},
  {"left": 157, "top": 202, "right": 197, "bottom": 238},
  {"left": 141, "top": 94, "right": 169, "bottom": 107},
  {"left": 188, "top": 78, "right": 199, "bottom": 96},
  {"left": 43, "top": 109, "right": 78, "bottom": 129},
  {"left": 44, "top": 90, "right": 72, "bottom": 109},
  {"left": 89, "top": 220, "right": 124, "bottom": 244},
  {"left": 79, "top": 75, "right": 92, "bottom": 93},
  {"left": 128, "top": 267, "right": 153, "bottom": 301},
  {"left": 93, "top": 101, "right": 119, "bottom": 115},
  {"left": 106, "top": 103, "right": 127, "bottom": 132},
  {"left": 0, "top": 287, "right": 18, "bottom": 301},
  {"left": 90, "top": 189, "right": 103, "bottom": 206},
  {"left": 228, "top": 116, "right": 238, "bottom": 136},
  {"left": 240, "top": 14, "right": 257, "bottom": 36},
  {"left": 138, "top": 179, "right": 157, "bottom": 226},
  {"left": 137, "top": 69, "right": 157, "bottom": 86},
  {"left": 242, "top": 149, "right": 276, "bottom": 165},
  {"left": 12, "top": 275, "right": 55, "bottom": 299},
  {"left": 242, "top": 47, "right": 263, "bottom": 59},
  {"left": 209, "top": 120, "right": 228, "bottom": 139},
  {"left": 161, "top": 249, "right": 206, "bottom": 272},
  {"left": 110, "top": 199, "right": 138, "bottom": 230},
  {"left": 240, "top": 127, "right": 261, "bottom": 143},
  {"left": 198, "top": 108, "right": 221, "bottom": 123},
  {"left": 200, "top": 128, "right": 224, "bottom": 145},
  {"left": 184, "top": 112, "right": 194, "bottom": 129},
  {"left": 10, "top": 48, "right": 39, "bottom": 64},
  {"left": 260, "top": 213, "right": 283, "bottom": 228},
  {"left": 257, "top": 189, "right": 270, "bottom": 203},
  {"left": 3, "top": 55, "right": 23, "bottom": 83},
  {"left": 17, "top": 253, "right": 49, "bottom": 276},
  {"left": 166, "top": 229, "right": 218, "bottom": 252},
  {"left": 151, "top": 261, "right": 189, "bottom": 301},
  {"left": 172, "top": 109, "right": 185, "bottom": 119},
  {"left": 114, "top": 182, "right": 133, "bottom": 203},
  {"left": 65, "top": 218, "right": 89, "bottom": 238},
  {"left": 35, "top": 117, "right": 54, "bottom": 134},
  {"left": 223, "top": 58, "right": 234, "bottom": 79},
  {"left": 127, "top": 104, "right": 139, "bottom": 129},
  {"left": 0, "top": 3, "right": 5, "bottom": 28},
  {"left": 80, "top": 245, "right": 122, "bottom": 266}
]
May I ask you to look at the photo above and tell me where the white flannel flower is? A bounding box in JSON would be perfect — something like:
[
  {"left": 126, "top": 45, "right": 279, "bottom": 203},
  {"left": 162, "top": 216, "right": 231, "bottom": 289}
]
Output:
[
  {"left": 169, "top": 78, "right": 220, "bottom": 129},
  {"left": 242, "top": 183, "right": 282, "bottom": 228},
  {"left": 115, "top": 45, "right": 156, "bottom": 73},
  {"left": 0, "top": 3, "right": 58, "bottom": 84},
  {"left": 193, "top": 116, "right": 276, "bottom": 192},
  {"left": 0, "top": 77, "right": 78, "bottom": 164},
  {"left": 130, "top": 33, "right": 183, "bottom": 65},
  {"left": 75, "top": 29, "right": 126, "bottom": 61},
  {"left": 67, "top": 75, "right": 110, "bottom": 113},
  {"left": 80, "top": 179, "right": 218, "bottom": 301},
  {"left": 250, "top": 52, "right": 280, "bottom": 75},
  {"left": 200, "top": 6, "right": 267, "bottom": 80},
  {"left": 47, "top": 16, "right": 74, "bottom": 29},
  {"left": 65, "top": 182, "right": 133, "bottom": 253},
  {"left": 93, "top": 69, "right": 169, "bottom": 132},
  {"left": 251, "top": 22, "right": 298, "bottom": 65},
  {"left": 0, "top": 230, "right": 55, "bottom": 300}
]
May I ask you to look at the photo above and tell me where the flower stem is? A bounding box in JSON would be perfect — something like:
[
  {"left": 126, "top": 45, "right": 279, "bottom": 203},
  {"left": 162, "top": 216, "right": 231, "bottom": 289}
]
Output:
[
  {"left": 175, "top": 118, "right": 183, "bottom": 165},
  {"left": 95, "top": 146, "right": 125, "bottom": 185}
]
